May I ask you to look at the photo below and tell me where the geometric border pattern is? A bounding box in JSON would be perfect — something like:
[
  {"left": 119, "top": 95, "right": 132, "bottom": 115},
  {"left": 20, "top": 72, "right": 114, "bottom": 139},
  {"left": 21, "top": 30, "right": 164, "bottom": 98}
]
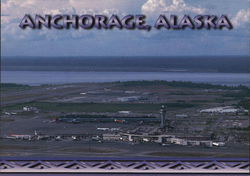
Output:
[{"left": 1, "top": 158, "right": 249, "bottom": 174}]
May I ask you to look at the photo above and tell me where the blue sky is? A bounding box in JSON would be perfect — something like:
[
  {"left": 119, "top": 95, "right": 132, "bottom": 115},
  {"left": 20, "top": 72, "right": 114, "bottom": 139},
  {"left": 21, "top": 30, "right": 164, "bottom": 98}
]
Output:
[{"left": 1, "top": 0, "right": 249, "bottom": 56}]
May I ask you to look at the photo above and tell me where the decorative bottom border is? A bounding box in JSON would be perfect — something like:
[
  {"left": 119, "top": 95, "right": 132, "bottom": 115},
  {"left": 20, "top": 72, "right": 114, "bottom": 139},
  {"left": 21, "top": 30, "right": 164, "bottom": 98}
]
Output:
[{"left": 0, "top": 158, "right": 249, "bottom": 174}]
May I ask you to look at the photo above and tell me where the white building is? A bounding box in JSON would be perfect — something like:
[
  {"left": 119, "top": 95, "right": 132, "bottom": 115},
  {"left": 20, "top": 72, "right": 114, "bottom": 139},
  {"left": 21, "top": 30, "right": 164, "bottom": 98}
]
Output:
[
  {"left": 103, "top": 134, "right": 121, "bottom": 141},
  {"left": 117, "top": 96, "right": 145, "bottom": 102},
  {"left": 200, "top": 106, "right": 248, "bottom": 114}
]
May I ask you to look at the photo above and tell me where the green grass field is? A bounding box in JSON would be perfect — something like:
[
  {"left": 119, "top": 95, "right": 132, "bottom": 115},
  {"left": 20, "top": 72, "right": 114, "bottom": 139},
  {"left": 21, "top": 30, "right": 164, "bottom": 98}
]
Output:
[
  {"left": 4, "top": 102, "right": 196, "bottom": 113},
  {"left": 115, "top": 80, "right": 248, "bottom": 90},
  {"left": 0, "top": 83, "right": 32, "bottom": 92}
]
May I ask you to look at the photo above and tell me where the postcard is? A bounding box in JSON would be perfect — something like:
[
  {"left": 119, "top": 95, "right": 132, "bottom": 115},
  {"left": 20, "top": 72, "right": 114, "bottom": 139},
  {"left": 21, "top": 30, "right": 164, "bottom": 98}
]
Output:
[{"left": 1, "top": 0, "right": 249, "bottom": 175}]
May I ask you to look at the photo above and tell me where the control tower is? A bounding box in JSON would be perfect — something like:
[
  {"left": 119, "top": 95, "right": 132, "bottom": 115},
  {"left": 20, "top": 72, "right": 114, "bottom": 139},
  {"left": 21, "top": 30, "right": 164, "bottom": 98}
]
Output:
[{"left": 160, "top": 105, "right": 167, "bottom": 129}]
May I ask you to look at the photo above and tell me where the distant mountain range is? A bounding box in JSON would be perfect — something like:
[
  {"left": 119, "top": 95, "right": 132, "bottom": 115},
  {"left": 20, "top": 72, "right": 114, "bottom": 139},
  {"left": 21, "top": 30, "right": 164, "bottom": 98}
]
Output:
[{"left": 1, "top": 56, "right": 249, "bottom": 73}]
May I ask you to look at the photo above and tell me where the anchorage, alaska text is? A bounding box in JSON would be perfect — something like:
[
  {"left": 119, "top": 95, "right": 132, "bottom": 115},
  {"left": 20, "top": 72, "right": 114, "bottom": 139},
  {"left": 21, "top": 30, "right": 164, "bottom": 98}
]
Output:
[{"left": 19, "top": 14, "right": 233, "bottom": 30}]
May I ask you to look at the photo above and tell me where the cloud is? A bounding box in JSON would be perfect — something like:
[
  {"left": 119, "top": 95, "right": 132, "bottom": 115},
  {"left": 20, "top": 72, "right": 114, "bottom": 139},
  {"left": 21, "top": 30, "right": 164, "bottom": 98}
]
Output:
[
  {"left": 232, "top": 9, "right": 250, "bottom": 27},
  {"left": 1, "top": 0, "right": 127, "bottom": 41},
  {"left": 140, "top": 0, "right": 206, "bottom": 38},
  {"left": 69, "top": 0, "right": 132, "bottom": 12},
  {"left": 1, "top": 0, "right": 250, "bottom": 57},
  {"left": 141, "top": 0, "right": 206, "bottom": 17}
]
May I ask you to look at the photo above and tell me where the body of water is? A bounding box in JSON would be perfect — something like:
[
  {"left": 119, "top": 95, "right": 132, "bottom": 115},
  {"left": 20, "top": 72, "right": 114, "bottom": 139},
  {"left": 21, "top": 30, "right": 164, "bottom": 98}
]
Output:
[{"left": 1, "top": 71, "right": 249, "bottom": 86}]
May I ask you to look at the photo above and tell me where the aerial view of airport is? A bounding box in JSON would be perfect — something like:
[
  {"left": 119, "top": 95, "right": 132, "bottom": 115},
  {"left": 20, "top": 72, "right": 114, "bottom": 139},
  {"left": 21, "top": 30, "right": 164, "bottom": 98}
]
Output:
[{"left": 1, "top": 57, "right": 249, "bottom": 158}]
